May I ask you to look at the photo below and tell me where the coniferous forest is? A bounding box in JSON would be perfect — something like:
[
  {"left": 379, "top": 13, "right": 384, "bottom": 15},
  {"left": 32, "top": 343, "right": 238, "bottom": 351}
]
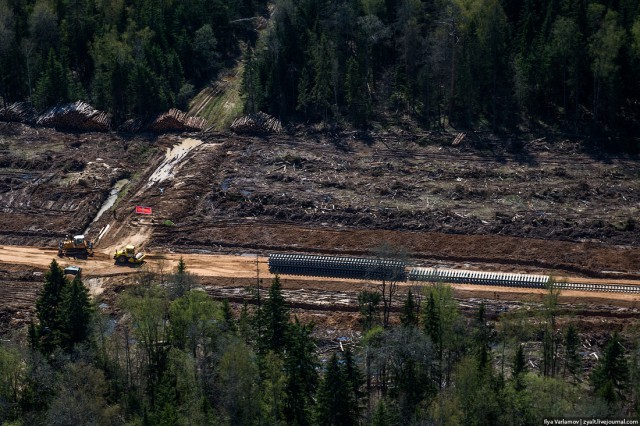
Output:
[
  {"left": 2, "top": 1, "right": 640, "bottom": 423},
  {"left": 1, "top": 1, "right": 640, "bottom": 147},
  {"left": 2, "top": 260, "right": 640, "bottom": 425},
  {"left": 244, "top": 0, "right": 640, "bottom": 146},
  {"left": 0, "top": 0, "right": 267, "bottom": 121}
]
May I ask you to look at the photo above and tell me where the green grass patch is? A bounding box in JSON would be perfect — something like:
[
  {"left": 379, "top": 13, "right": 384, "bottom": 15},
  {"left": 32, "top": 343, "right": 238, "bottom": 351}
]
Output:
[{"left": 189, "top": 62, "right": 245, "bottom": 131}]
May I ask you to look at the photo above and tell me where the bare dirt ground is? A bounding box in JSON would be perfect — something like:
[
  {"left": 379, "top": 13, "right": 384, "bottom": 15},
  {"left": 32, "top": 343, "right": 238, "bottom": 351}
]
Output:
[{"left": 1, "top": 123, "right": 640, "bottom": 343}]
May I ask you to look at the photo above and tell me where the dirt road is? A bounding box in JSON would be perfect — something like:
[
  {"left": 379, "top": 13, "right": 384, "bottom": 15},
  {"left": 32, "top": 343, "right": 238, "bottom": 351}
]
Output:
[{"left": 3, "top": 243, "right": 640, "bottom": 306}]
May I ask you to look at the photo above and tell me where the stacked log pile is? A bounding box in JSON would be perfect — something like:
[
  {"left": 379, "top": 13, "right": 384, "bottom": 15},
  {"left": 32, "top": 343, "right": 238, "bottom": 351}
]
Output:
[
  {"left": 146, "top": 108, "right": 206, "bottom": 132},
  {"left": 0, "top": 102, "right": 37, "bottom": 123},
  {"left": 231, "top": 112, "right": 283, "bottom": 134},
  {"left": 37, "top": 101, "right": 111, "bottom": 131}
]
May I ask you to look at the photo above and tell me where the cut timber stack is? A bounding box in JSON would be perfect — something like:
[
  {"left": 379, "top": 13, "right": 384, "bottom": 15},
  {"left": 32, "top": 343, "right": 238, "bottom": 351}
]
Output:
[
  {"left": 0, "top": 102, "right": 36, "bottom": 123},
  {"left": 231, "top": 112, "right": 283, "bottom": 134},
  {"left": 146, "top": 108, "right": 206, "bottom": 132},
  {"left": 37, "top": 101, "right": 111, "bottom": 131}
]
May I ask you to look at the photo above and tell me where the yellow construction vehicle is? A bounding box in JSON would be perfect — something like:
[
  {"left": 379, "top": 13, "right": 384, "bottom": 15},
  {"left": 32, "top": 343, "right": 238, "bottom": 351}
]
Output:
[
  {"left": 58, "top": 235, "right": 94, "bottom": 257},
  {"left": 113, "top": 245, "right": 145, "bottom": 265}
]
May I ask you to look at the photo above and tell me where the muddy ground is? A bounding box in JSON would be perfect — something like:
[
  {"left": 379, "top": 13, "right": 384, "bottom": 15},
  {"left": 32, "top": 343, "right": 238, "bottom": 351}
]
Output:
[
  {"left": 2, "top": 123, "right": 639, "bottom": 266},
  {"left": 2, "top": 122, "right": 640, "bottom": 364}
]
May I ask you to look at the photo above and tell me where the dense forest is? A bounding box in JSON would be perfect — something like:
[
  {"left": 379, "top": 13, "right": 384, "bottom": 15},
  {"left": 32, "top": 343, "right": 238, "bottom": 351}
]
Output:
[
  {"left": 244, "top": 0, "right": 640, "bottom": 145},
  {"left": 0, "top": 0, "right": 266, "bottom": 121},
  {"left": 1, "top": 259, "right": 639, "bottom": 425},
  {"left": 2, "top": 0, "right": 640, "bottom": 142}
]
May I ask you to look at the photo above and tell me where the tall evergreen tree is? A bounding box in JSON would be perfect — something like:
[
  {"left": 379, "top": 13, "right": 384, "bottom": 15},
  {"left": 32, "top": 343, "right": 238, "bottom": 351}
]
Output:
[
  {"left": 34, "top": 259, "right": 68, "bottom": 353},
  {"left": 592, "top": 332, "right": 628, "bottom": 406},
  {"left": 33, "top": 49, "right": 70, "bottom": 110},
  {"left": 357, "top": 290, "right": 381, "bottom": 331},
  {"left": 512, "top": 344, "right": 526, "bottom": 391},
  {"left": 259, "top": 276, "right": 290, "bottom": 354},
  {"left": 475, "top": 302, "right": 490, "bottom": 370},
  {"left": 284, "top": 318, "right": 318, "bottom": 426},
  {"left": 564, "top": 324, "right": 581, "bottom": 381},
  {"left": 424, "top": 292, "right": 441, "bottom": 353},
  {"left": 314, "top": 353, "right": 357, "bottom": 426},
  {"left": 343, "top": 348, "right": 365, "bottom": 415},
  {"left": 399, "top": 290, "right": 416, "bottom": 327},
  {"left": 58, "top": 276, "right": 93, "bottom": 351}
]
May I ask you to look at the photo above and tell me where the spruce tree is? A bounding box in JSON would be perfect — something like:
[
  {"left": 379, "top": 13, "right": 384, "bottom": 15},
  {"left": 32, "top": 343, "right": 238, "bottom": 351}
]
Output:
[
  {"left": 314, "top": 353, "right": 356, "bottom": 426},
  {"left": 476, "top": 302, "right": 490, "bottom": 370},
  {"left": 564, "top": 324, "right": 581, "bottom": 380},
  {"left": 58, "top": 276, "right": 93, "bottom": 351},
  {"left": 34, "top": 259, "right": 68, "bottom": 353},
  {"left": 512, "top": 344, "right": 526, "bottom": 391},
  {"left": 343, "top": 348, "right": 365, "bottom": 411},
  {"left": 221, "top": 299, "right": 235, "bottom": 333},
  {"left": 592, "top": 332, "right": 628, "bottom": 406},
  {"left": 424, "top": 292, "right": 441, "bottom": 352},
  {"left": 399, "top": 290, "right": 416, "bottom": 327},
  {"left": 259, "top": 276, "right": 290, "bottom": 354},
  {"left": 284, "top": 318, "right": 318, "bottom": 426}
]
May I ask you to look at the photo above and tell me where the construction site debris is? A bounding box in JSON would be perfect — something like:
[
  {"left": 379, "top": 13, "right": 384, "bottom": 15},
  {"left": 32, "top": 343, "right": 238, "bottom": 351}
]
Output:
[
  {"left": 37, "top": 101, "right": 111, "bottom": 131},
  {"left": 231, "top": 112, "right": 283, "bottom": 134}
]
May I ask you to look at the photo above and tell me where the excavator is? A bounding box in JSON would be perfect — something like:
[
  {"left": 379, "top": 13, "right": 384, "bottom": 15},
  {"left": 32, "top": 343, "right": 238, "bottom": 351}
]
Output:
[
  {"left": 114, "top": 245, "right": 145, "bottom": 265},
  {"left": 58, "top": 235, "right": 94, "bottom": 257}
]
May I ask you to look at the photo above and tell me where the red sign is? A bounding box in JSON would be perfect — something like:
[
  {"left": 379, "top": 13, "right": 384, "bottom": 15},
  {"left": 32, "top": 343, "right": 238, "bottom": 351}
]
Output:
[{"left": 135, "top": 206, "right": 153, "bottom": 215}]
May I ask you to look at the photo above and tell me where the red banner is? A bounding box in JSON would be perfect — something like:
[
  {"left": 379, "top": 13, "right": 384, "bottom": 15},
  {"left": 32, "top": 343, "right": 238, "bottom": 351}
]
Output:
[{"left": 135, "top": 206, "right": 153, "bottom": 215}]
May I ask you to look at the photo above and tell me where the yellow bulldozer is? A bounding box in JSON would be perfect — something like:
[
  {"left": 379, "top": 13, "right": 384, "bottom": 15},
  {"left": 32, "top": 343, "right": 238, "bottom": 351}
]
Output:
[
  {"left": 114, "top": 245, "right": 145, "bottom": 265},
  {"left": 58, "top": 235, "right": 94, "bottom": 257}
]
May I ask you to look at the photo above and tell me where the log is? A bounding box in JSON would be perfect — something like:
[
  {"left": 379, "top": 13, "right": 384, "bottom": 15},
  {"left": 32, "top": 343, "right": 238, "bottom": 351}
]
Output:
[
  {"left": 146, "top": 108, "right": 207, "bottom": 132},
  {"left": 230, "top": 112, "right": 283, "bottom": 134},
  {"left": 452, "top": 132, "right": 466, "bottom": 146},
  {"left": 0, "top": 102, "right": 37, "bottom": 123},
  {"left": 36, "top": 101, "right": 111, "bottom": 131}
]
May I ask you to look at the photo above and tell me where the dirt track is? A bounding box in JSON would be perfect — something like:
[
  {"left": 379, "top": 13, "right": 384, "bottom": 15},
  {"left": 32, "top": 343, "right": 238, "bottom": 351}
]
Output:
[{"left": 3, "top": 123, "right": 640, "bottom": 337}]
